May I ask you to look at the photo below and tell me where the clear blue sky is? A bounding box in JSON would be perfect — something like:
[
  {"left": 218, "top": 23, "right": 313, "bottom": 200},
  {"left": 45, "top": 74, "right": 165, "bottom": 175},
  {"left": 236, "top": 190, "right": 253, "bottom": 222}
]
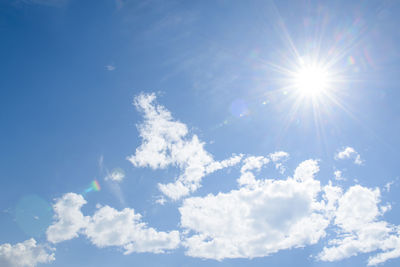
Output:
[{"left": 1, "top": 0, "right": 400, "bottom": 267}]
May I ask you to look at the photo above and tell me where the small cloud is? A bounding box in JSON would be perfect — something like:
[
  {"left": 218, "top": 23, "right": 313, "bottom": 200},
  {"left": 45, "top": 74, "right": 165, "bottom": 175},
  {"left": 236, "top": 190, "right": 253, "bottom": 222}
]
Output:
[
  {"left": 268, "top": 151, "right": 289, "bottom": 174},
  {"left": 105, "top": 168, "right": 125, "bottom": 183},
  {"left": 384, "top": 181, "right": 395, "bottom": 192},
  {"left": 105, "top": 65, "right": 116, "bottom": 71},
  {"left": 334, "top": 170, "right": 346, "bottom": 181},
  {"left": 380, "top": 203, "right": 392, "bottom": 214},
  {"left": 155, "top": 196, "right": 167, "bottom": 205},
  {"left": 335, "top": 146, "right": 364, "bottom": 165}
]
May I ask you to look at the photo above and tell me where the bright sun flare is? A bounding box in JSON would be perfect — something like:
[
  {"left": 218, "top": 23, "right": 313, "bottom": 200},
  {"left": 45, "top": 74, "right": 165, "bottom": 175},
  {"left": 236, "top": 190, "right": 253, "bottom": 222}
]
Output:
[{"left": 293, "top": 65, "right": 331, "bottom": 97}]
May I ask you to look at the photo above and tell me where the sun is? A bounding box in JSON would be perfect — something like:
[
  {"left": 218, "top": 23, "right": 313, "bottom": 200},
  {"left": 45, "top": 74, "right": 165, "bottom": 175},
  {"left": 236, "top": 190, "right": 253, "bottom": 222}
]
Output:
[{"left": 293, "top": 64, "right": 331, "bottom": 98}]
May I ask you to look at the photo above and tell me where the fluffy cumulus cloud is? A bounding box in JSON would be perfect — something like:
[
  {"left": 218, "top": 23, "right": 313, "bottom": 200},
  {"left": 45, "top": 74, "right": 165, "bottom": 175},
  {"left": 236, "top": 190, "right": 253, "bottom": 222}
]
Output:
[
  {"left": 179, "top": 159, "right": 331, "bottom": 260},
  {"left": 128, "top": 93, "right": 242, "bottom": 200},
  {"left": 335, "top": 146, "right": 363, "bottom": 165},
  {"left": 317, "top": 185, "right": 400, "bottom": 266},
  {"left": 85, "top": 205, "right": 180, "bottom": 254},
  {"left": 0, "top": 239, "right": 55, "bottom": 267},
  {"left": 46, "top": 193, "right": 89, "bottom": 243},
  {"left": 47, "top": 193, "right": 179, "bottom": 254}
]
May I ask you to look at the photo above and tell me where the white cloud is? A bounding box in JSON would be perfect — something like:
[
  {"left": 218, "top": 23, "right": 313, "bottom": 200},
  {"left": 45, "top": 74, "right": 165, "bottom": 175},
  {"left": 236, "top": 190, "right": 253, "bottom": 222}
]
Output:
[
  {"left": 155, "top": 196, "right": 167, "bottom": 205},
  {"left": 46, "top": 193, "right": 89, "bottom": 243},
  {"left": 368, "top": 239, "right": 400, "bottom": 266},
  {"left": 179, "top": 159, "right": 331, "bottom": 260},
  {"left": 334, "top": 185, "right": 381, "bottom": 231},
  {"left": 333, "top": 170, "right": 346, "bottom": 181},
  {"left": 293, "top": 159, "right": 320, "bottom": 182},
  {"left": 205, "top": 154, "right": 242, "bottom": 174},
  {"left": 269, "top": 151, "right": 289, "bottom": 173},
  {"left": 0, "top": 239, "right": 55, "bottom": 267},
  {"left": 105, "top": 168, "right": 125, "bottom": 182},
  {"left": 321, "top": 182, "right": 343, "bottom": 220},
  {"left": 47, "top": 193, "right": 179, "bottom": 254},
  {"left": 128, "top": 93, "right": 242, "bottom": 200},
  {"left": 335, "top": 147, "right": 363, "bottom": 165},
  {"left": 85, "top": 206, "right": 180, "bottom": 254},
  {"left": 127, "top": 93, "right": 190, "bottom": 169},
  {"left": 268, "top": 151, "right": 289, "bottom": 162},
  {"left": 237, "top": 156, "right": 269, "bottom": 186},
  {"left": 317, "top": 185, "right": 400, "bottom": 266},
  {"left": 240, "top": 156, "right": 269, "bottom": 173}
]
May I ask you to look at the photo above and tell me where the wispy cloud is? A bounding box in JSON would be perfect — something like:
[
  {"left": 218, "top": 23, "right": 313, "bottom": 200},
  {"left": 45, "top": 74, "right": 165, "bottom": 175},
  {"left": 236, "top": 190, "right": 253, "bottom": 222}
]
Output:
[
  {"left": 105, "top": 168, "right": 125, "bottom": 182},
  {"left": 105, "top": 65, "right": 116, "bottom": 71},
  {"left": 384, "top": 180, "right": 395, "bottom": 192}
]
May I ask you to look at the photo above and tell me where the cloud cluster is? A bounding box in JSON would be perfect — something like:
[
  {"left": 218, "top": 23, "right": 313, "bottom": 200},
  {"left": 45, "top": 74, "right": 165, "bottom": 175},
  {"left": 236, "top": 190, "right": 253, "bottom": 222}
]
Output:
[
  {"left": 0, "top": 239, "right": 54, "bottom": 267},
  {"left": 46, "top": 193, "right": 180, "bottom": 254},
  {"left": 5, "top": 93, "right": 399, "bottom": 267},
  {"left": 180, "top": 159, "right": 330, "bottom": 259},
  {"left": 126, "top": 94, "right": 400, "bottom": 265},
  {"left": 318, "top": 185, "right": 400, "bottom": 266}
]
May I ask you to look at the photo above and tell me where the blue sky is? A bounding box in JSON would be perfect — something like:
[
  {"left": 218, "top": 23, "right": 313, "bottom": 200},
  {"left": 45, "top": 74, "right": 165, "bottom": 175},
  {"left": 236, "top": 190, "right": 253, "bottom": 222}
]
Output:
[{"left": 1, "top": 0, "right": 400, "bottom": 266}]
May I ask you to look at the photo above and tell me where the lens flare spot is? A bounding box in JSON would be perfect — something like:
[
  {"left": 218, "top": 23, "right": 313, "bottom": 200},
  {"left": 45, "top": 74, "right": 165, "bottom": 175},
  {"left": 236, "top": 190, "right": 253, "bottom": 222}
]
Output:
[
  {"left": 84, "top": 180, "right": 101, "bottom": 194},
  {"left": 15, "top": 195, "right": 53, "bottom": 238},
  {"left": 230, "top": 99, "right": 249, "bottom": 118}
]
